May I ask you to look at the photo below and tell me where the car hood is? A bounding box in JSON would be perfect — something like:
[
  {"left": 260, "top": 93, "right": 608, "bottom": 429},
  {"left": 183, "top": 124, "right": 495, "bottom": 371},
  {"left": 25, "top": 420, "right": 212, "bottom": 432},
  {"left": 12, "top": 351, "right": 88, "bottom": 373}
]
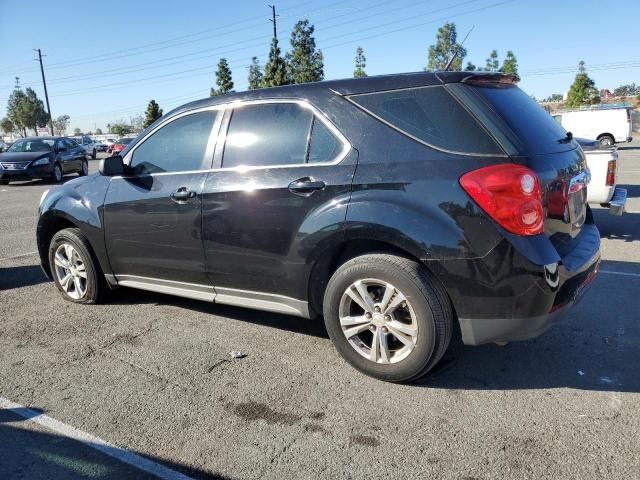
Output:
[{"left": 0, "top": 151, "right": 51, "bottom": 163}]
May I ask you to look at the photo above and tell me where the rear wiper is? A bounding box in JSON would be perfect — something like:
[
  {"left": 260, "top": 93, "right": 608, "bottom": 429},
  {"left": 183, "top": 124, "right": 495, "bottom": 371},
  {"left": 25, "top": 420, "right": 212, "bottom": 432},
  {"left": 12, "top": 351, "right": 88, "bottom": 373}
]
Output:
[{"left": 558, "top": 131, "right": 573, "bottom": 144}]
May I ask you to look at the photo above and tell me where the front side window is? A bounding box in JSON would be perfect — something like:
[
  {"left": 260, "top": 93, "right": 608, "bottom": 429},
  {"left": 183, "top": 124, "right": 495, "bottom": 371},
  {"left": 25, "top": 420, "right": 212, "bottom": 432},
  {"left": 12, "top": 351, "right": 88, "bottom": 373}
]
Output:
[
  {"left": 131, "top": 110, "right": 218, "bottom": 174},
  {"left": 65, "top": 139, "right": 78, "bottom": 148},
  {"left": 349, "top": 86, "right": 502, "bottom": 155}
]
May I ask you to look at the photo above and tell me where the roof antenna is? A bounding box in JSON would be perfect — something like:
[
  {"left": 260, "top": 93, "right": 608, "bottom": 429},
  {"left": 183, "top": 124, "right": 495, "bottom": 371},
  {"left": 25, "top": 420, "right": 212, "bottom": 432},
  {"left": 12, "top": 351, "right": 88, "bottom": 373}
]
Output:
[{"left": 443, "top": 25, "right": 474, "bottom": 71}]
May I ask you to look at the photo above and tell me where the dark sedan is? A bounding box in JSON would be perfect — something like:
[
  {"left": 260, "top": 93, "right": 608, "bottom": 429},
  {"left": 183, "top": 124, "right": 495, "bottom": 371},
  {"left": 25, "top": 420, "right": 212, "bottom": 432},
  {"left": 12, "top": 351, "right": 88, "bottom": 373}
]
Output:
[{"left": 0, "top": 136, "right": 88, "bottom": 185}]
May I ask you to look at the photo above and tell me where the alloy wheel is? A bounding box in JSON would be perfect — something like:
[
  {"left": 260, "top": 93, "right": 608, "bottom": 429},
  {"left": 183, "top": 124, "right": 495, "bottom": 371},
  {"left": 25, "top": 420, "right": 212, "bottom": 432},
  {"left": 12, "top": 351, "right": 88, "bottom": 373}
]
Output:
[
  {"left": 53, "top": 243, "right": 88, "bottom": 300},
  {"left": 339, "top": 279, "right": 418, "bottom": 364},
  {"left": 82, "top": 161, "right": 88, "bottom": 175},
  {"left": 54, "top": 164, "right": 62, "bottom": 182}
]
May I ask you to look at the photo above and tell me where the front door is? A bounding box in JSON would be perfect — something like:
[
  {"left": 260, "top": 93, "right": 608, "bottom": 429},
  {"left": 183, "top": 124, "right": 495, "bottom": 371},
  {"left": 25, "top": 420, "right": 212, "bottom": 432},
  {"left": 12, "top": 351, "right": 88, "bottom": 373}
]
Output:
[
  {"left": 202, "top": 101, "right": 356, "bottom": 302},
  {"left": 103, "top": 108, "right": 221, "bottom": 286}
]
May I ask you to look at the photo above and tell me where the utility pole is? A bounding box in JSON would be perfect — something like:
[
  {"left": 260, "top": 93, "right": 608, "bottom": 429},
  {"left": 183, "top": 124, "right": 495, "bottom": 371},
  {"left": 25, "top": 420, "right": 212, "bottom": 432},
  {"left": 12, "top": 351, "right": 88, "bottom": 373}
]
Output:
[
  {"left": 268, "top": 4, "right": 278, "bottom": 38},
  {"left": 34, "top": 49, "right": 54, "bottom": 135}
]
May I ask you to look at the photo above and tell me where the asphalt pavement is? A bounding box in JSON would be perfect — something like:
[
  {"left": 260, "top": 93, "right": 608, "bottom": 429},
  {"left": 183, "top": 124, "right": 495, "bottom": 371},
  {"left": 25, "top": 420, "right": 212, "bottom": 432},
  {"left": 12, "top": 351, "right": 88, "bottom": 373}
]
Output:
[{"left": 0, "top": 147, "right": 639, "bottom": 480}]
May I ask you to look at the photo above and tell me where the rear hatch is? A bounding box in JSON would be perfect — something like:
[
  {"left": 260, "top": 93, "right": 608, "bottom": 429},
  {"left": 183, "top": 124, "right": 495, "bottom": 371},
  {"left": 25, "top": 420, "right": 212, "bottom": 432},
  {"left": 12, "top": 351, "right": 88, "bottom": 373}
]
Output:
[{"left": 453, "top": 79, "right": 590, "bottom": 238}]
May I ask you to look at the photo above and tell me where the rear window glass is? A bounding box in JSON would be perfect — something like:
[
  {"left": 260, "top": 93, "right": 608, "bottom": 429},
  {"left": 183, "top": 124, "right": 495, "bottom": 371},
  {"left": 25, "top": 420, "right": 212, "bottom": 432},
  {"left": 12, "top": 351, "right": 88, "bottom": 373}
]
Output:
[
  {"left": 470, "top": 84, "right": 571, "bottom": 154},
  {"left": 349, "top": 85, "right": 502, "bottom": 155}
]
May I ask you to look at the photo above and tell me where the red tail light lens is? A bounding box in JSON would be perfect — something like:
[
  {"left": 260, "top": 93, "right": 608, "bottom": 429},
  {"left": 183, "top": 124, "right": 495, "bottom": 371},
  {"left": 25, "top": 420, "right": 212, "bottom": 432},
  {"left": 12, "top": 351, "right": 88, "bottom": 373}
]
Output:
[
  {"left": 460, "top": 164, "right": 544, "bottom": 236},
  {"left": 606, "top": 160, "right": 616, "bottom": 186}
]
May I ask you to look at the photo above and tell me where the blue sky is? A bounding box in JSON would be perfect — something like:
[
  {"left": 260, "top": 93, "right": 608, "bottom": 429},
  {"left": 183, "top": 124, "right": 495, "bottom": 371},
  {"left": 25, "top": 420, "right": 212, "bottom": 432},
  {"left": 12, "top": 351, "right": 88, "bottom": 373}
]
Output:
[{"left": 1, "top": 0, "right": 638, "bottom": 132}]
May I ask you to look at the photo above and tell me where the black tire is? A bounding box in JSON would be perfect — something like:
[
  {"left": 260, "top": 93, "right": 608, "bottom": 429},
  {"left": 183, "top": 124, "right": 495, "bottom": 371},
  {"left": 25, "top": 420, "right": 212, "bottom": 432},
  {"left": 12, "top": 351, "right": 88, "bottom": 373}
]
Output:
[
  {"left": 323, "top": 254, "right": 453, "bottom": 383},
  {"left": 91, "top": 149, "right": 96, "bottom": 160},
  {"left": 52, "top": 163, "right": 63, "bottom": 183},
  {"left": 49, "top": 227, "right": 104, "bottom": 304},
  {"left": 598, "top": 135, "right": 614, "bottom": 147},
  {"left": 79, "top": 159, "right": 89, "bottom": 176},
  {"left": 0, "top": 178, "right": 9, "bottom": 185}
]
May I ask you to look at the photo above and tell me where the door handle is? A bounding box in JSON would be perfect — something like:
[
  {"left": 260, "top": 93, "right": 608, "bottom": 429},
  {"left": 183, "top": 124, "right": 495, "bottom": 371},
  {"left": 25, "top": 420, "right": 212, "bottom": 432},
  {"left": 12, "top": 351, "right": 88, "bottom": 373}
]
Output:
[
  {"left": 288, "top": 177, "right": 326, "bottom": 197},
  {"left": 170, "top": 187, "right": 197, "bottom": 202}
]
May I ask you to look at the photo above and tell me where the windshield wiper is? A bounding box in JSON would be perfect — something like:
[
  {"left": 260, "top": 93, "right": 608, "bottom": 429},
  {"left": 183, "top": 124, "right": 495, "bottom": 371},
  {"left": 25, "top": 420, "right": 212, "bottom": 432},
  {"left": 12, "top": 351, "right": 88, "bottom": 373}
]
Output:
[{"left": 558, "top": 131, "right": 573, "bottom": 144}]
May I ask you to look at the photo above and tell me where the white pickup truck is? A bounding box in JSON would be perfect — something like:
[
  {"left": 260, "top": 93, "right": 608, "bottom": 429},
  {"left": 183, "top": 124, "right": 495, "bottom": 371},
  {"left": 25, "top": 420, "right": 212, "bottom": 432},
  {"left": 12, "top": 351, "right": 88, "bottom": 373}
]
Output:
[{"left": 577, "top": 137, "right": 626, "bottom": 215}]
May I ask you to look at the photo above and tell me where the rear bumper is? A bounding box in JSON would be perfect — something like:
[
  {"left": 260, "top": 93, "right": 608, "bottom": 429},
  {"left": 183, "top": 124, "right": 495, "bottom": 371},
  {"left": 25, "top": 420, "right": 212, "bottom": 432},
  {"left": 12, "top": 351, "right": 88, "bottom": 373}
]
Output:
[{"left": 607, "top": 187, "right": 627, "bottom": 216}]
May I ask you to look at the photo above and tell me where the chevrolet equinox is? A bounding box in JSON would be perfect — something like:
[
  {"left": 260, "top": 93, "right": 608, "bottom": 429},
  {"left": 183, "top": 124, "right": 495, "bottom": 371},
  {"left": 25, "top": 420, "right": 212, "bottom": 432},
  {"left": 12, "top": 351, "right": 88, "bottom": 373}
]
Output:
[{"left": 37, "top": 72, "right": 600, "bottom": 382}]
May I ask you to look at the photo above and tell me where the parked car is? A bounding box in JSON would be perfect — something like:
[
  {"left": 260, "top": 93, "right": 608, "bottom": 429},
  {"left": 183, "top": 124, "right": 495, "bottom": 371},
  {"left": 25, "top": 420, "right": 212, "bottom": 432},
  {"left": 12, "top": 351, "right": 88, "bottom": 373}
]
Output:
[
  {"left": 553, "top": 105, "right": 633, "bottom": 147},
  {"left": 0, "top": 136, "right": 87, "bottom": 184},
  {"left": 71, "top": 135, "right": 97, "bottom": 159},
  {"left": 37, "top": 72, "right": 600, "bottom": 382},
  {"left": 104, "top": 139, "right": 116, "bottom": 153},
  {"left": 576, "top": 137, "right": 626, "bottom": 214},
  {"left": 110, "top": 137, "right": 134, "bottom": 154},
  {"left": 95, "top": 142, "right": 108, "bottom": 152}
]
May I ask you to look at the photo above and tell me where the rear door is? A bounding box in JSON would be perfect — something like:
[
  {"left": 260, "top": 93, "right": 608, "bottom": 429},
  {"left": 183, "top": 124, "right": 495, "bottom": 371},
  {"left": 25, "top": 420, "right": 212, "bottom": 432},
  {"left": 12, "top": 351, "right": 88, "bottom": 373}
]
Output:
[
  {"left": 103, "top": 108, "right": 222, "bottom": 286},
  {"left": 201, "top": 100, "right": 355, "bottom": 301}
]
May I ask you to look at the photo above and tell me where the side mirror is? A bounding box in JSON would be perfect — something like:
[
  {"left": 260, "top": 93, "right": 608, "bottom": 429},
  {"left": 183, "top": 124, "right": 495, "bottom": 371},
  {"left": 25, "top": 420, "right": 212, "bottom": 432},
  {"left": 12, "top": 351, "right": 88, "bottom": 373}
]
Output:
[{"left": 99, "top": 155, "right": 125, "bottom": 176}]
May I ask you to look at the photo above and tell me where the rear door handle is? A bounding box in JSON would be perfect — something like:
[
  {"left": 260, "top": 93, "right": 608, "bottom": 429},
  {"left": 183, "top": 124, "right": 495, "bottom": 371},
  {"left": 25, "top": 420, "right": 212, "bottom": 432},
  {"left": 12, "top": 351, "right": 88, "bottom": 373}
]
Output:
[
  {"left": 170, "top": 187, "right": 197, "bottom": 202},
  {"left": 288, "top": 177, "right": 326, "bottom": 197}
]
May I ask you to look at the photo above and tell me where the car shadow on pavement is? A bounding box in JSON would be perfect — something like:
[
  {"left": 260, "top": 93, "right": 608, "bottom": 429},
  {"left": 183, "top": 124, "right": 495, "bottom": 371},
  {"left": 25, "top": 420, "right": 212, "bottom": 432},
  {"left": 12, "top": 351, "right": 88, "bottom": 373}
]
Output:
[
  {"left": 0, "top": 265, "right": 47, "bottom": 291},
  {"left": 0, "top": 407, "right": 233, "bottom": 480},
  {"left": 593, "top": 210, "right": 640, "bottom": 242},
  {"left": 110, "top": 287, "right": 330, "bottom": 339},
  {"left": 421, "top": 259, "right": 640, "bottom": 393}
]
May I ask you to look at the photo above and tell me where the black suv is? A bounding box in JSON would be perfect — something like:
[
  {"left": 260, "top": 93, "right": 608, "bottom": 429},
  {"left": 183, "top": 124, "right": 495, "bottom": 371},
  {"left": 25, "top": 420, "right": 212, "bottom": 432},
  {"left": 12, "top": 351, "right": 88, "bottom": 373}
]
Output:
[
  {"left": 0, "top": 136, "right": 88, "bottom": 184},
  {"left": 37, "top": 72, "right": 600, "bottom": 382}
]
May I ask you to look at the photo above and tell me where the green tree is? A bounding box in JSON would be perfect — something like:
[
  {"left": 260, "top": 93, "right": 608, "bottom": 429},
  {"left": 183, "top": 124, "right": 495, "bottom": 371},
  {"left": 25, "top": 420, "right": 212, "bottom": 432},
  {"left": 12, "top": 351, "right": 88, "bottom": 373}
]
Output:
[
  {"left": 500, "top": 50, "right": 518, "bottom": 74},
  {"left": 247, "top": 57, "right": 264, "bottom": 90},
  {"left": 485, "top": 50, "right": 499, "bottom": 72},
  {"left": 16, "top": 88, "right": 49, "bottom": 136},
  {"left": 0, "top": 117, "right": 14, "bottom": 135},
  {"left": 95, "top": 128, "right": 103, "bottom": 135},
  {"left": 7, "top": 84, "right": 27, "bottom": 137},
  {"left": 613, "top": 83, "right": 639, "bottom": 96},
  {"left": 143, "top": 100, "right": 163, "bottom": 128},
  {"left": 465, "top": 61, "right": 477, "bottom": 71},
  {"left": 353, "top": 47, "right": 367, "bottom": 78},
  {"left": 211, "top": 58, "right": 234, "bottom": 96},
  {"left": 263, "top": 37, "right": 289, "bottom": 87},
  {"left": 286, "top": 19, "right": 324, "bottom": 84},
  {"left": 52, "top": 115, "right": 70, "bottom": 135},
  {"left": 73, "top": 127, "right": 82, "bottom": 135},
  {"left": 544, "top": 93, "right": 564, "bottom": 102},
  {"left": 110, "top": 123, "right": 133, "bottom": 136},
  {"left": 427, "top": 23, "right": 466, "bottom": 71},
  {"left": 566, "top": 61, "right": 600, "bottom": 107}
]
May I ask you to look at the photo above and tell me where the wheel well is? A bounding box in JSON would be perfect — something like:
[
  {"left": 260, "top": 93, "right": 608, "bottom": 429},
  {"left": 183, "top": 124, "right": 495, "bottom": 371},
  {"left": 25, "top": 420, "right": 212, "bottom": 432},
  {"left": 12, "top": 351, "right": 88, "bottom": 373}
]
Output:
[
  {"left": 308, "top": 240, "right": 430, "bottom": 318},
  {"left": 597, "top": 133, "right": 614, "bottom": 140},
  {"left": 37, "top": 216, "right": 77, "bottom": 277}
]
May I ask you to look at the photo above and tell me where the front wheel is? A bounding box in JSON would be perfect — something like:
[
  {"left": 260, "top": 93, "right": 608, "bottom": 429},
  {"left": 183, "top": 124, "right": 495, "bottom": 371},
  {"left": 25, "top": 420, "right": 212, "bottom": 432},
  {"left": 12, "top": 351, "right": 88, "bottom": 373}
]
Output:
[
  {"left": 79, "top": 159, "right": 89, "bottom": 176},
  {"left": 599, "top": 135, "right": 614, "bottom": 147},
  {"left": 52, "top": 163, "right": 63, "bottom": 183},
  {"left": 0, "top": 178, "right": 9, "bottom": 185},
  {"left": 49, "top": 228, "right": 104, "bottom": 304},
  {"left": 91, "top": 149, "right": 96, "bottom": 160},
  {"left": 323, "top": 254, "right": 453, "bottom": 383}
]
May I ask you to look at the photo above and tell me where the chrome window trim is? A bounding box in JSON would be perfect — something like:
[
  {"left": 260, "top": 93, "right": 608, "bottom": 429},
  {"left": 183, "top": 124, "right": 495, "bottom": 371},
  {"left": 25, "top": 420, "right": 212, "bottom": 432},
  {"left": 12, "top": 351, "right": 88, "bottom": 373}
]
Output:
[
  {"left": 122, "top": 104, "right": 227, "bottom": 174},
  {"left": 215, "top": 98, "right": 352, "bottom": 172}
]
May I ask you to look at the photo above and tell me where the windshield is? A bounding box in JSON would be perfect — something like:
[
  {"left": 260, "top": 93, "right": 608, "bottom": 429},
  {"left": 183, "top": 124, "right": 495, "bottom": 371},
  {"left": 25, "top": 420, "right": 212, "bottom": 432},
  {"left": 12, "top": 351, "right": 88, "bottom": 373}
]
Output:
[
  {"left": 469, "top": 84, "right": 572, "bottom": 154},
  {"left": 7, "top": 139, "right": 55, "bottom": 153}
]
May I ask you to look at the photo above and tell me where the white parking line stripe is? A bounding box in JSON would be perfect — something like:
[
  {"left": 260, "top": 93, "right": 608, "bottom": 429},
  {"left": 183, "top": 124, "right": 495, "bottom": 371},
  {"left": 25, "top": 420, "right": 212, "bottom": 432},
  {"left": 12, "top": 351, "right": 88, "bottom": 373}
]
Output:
[
  {"left": 0, "top": 251, "right": 38, "bottom": 262},
  {"left": 0, "top": 397, "right": 193, "bottom": 480},
  {"left": 600, "top": 270, "right": 640, "bottom": 278}
]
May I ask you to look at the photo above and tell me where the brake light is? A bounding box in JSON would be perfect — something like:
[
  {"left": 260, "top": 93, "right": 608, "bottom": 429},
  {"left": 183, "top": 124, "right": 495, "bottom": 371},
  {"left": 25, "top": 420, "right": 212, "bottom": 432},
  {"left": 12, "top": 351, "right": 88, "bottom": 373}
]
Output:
[
  {"left": 606, "top": 160, "right": 616, "bottom": 186},
  {"left": 460, "top": 164, "right": 544, "bottom": 236}
]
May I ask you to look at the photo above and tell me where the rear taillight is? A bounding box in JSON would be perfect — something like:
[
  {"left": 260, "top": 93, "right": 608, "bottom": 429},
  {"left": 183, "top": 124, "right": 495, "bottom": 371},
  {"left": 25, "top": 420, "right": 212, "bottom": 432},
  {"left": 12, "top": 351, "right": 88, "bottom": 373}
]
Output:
[
  {"left": 606, "top": 160, "right": 616, "bottom": 186},
  {"left": 460, "top": 164, "right": 544, "bottom": 236}
]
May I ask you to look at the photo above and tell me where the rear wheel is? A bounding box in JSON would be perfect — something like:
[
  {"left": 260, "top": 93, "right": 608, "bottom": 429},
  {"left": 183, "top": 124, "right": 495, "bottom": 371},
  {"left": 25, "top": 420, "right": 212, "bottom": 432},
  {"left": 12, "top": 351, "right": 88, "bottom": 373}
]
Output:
[
  {"left": 323, "top": 254, "right": 453, "bottom": 383},
  {"left": 52, "top": 163, "right": 63, "bottom": 183},
  {"left": 598, "top": 135, "right": 614, "bottom": 147},
  {"left": 49, "top": 228, "right": 104, "bottom": 304}
]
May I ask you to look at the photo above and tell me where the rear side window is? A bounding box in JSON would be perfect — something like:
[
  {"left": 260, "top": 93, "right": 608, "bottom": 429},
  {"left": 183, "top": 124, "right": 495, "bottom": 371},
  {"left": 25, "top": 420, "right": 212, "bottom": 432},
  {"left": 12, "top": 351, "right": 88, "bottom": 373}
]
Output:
[
  {"left": 349, "top": 86, "right": 502, "bottom": 155},
  {"left": 470, "top": 85, "right": 570, "bottom": 154},
  {"left": 131, "top": 110, "right": 217, "bottom": 174},
  {"left": 223, "top": 103, "right": 312, "bottom": 168},
  {"left": 308, "top": 117, "right": 343, "bottom": 163}
]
